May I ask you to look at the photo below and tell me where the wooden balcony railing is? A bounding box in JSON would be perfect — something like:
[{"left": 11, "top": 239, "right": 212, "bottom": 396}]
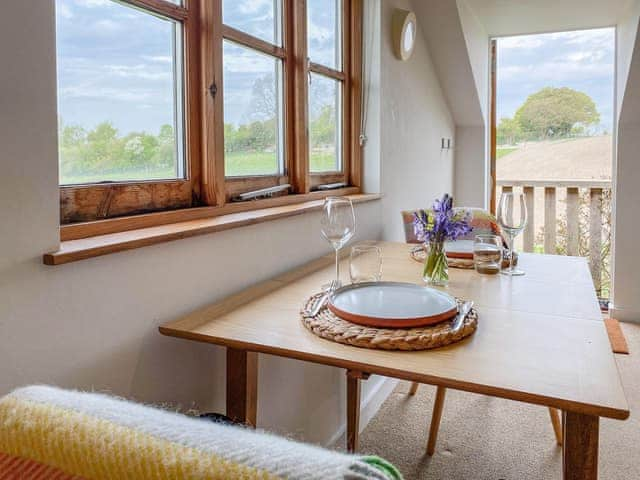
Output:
[{"left": 496, "top": 180, "right": 612, "bottom": 296}]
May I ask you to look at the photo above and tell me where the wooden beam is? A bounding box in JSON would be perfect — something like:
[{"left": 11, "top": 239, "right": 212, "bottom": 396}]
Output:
[
  {"left": 563, "top": 411, "right": 599, "bottom": 480},
  {"left": 523, "top": 186, "right": 535, "bottom": 252},
  {"left": 489, "top": 39, "right": 497, "bottom": 214},
  {"left": 426, "top": 386, "right": 447, "bottom": 455},
  {"left": 122, "top": 0, "right": 189, "bottom": 20},
  {"left": 348, "top": 0, "right": 364, "bottom": 190},
  {"left": 199, "top": 0, "right": 224, "bottom": 205},
  {"left": 589, "top": 188, "right": 603, "bottom": 294},
  {"left": 566, "top": 187, "right": 580, "bottom": 256},
  {"left": 408, "top": 382, "right": 419, "bottom": 395},
  {"left": 226, "top": 348, "right": 258, "bottom": 427},
  {"left": 46, "top": 193, "right": 378, "bottom": 265},
  {"left": 222, "top": 25, "right": 286, "bottom": 59},
  {"left": 544, "top": 187, "right": 557, "bottom": 254},
  {"left": 309, "top": 62, "right": 346, "bottom": 81},
  {"left": 548, "top": 407, "right": 563, "bottom": 446},
  {"left": 290, "top": 0, "right": 310, "bottom": 194},
  {"left": 346, "top": 370, "right": 369, "bottom": 452}
]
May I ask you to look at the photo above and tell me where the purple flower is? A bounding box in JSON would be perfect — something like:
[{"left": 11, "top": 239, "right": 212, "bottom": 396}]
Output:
[{"left": 412, "top": 194, "right": 472, "bottom": 244}]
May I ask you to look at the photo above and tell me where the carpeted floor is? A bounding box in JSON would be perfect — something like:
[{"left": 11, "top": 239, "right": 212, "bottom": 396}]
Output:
[{"left": 353, "top": 321, "right": 639, "bottom": 480}]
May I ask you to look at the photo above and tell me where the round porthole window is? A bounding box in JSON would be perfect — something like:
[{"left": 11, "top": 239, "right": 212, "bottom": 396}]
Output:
[{"left": 392, "top": 9, "right": 417, "bottom": 61}]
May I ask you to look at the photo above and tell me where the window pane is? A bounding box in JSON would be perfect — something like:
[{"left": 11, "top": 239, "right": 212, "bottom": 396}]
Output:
[
  {"left": 55, "top": 0, "right": 184, "bottom": 185},
  {"left": 223, "top": 0, "right": 282, "bottom": 46},
  {"left": 307, "top": 0, "right": 341, "bottom": 70},
  {"left": 309, "top": 74, "right": 341, "bottom": 172},
  {"left": 223, "top": 41, "right": 284, "bottom": 177}
]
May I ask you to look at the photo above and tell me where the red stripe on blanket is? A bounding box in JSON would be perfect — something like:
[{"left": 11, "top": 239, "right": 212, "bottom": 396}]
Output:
[{"left": 0, "top": 452, "right": 85, "bottom": 480}]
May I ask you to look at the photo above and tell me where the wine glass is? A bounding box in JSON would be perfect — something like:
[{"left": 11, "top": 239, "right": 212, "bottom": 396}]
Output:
[
  {"left": 496, "top": 191, "right": 528, "bottom": 276},
  {"left": 321, "top": 197, "right": 356, "bottom": 288}
]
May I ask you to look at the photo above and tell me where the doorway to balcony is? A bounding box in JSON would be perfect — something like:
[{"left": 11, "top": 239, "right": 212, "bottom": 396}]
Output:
[{"left": 490, "top": 28, "right": 615, "bottom": 303}]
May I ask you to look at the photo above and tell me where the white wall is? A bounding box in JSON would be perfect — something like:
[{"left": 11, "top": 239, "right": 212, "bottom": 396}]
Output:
[
  {"left": 613, "top": 4, "right": 640, "bottom": 323},
  {"left": 413, "top": 0, "right": 488, "bottom": 209},
  {"left": 0, "top": 0, "right": 456, "bottom": 444},
  {"left": 362, "top": 0, "right": 382, "bottom": 194},
  {"left": 379, "top": 0, "right": 456, "bottom": 242},
  {"left": 454, "top": 126, "right": 487, "bottom": 208}
]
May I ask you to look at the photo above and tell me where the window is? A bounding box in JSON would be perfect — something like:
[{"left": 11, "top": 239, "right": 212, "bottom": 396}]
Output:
[
  {"left": 56, "top": 0, "right": 362, "bottom": 228},
  {"left": 56, "top": 0, "right": 198, "bottom": 224},
  {"left": 308, "top": 0, "right": 342, "bottom": 173}
]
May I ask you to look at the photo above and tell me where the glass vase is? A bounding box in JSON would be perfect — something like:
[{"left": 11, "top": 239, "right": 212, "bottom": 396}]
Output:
[{"left": 423, "top": 241, "right": 449, "bottom": 286}]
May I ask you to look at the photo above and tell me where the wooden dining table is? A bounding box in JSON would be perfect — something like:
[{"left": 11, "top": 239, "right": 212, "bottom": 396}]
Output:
[{"left": 159, "top": 241, "right": 629, "bottom": 480}]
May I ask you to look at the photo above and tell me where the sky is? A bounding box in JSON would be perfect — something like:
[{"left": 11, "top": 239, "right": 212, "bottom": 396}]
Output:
[
  {"left": 55, "top": 0, "right": 339, "bottom": 134},
  {"left": 496, "top": 28, "right": 615, "bottom": 133}
]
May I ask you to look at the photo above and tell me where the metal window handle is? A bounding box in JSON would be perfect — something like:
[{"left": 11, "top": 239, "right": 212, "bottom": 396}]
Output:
[{"left": 209, "top": 82, "right": 217, "bottom": 98}]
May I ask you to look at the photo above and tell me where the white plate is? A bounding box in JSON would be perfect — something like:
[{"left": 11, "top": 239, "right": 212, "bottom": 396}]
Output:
[{"left": 328, "top": 282, "right": 458, "bottom": 328}]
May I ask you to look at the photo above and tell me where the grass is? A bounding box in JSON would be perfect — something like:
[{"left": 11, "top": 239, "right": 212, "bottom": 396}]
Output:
[
  {"left": 225, "top": 150, "right": 337, "bottom": 176},
  {"left": 496, "top": 147, "right": 518, "bottom": 159},
  {"left": 61, "top": 150, "right": 339, "bottom": 184},
  {"left": 61, "top": 167, "right": 178, "bottom": 185}
]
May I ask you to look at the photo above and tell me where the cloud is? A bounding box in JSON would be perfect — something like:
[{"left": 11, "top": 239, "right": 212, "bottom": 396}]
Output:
[
  {"left": 499, "top": 36, "right": 545, "bottom": 49},
  {"left": 142, "top": 55, "right": 172, "bottom": 63},
  {"left": 236, "top": 0, "right": 272, "bottom": 14},
  {"left": 57, "top": 2, "right": 73, "bottom": 19},
  {"left": 79, "top": 0, "right": 112, "bottom": 6},
  {"left": 496, "top": 28, "right": 615, "bottom": 128},
  {"left": 59, "top": 85, "right": 154, "bottom": 102}
]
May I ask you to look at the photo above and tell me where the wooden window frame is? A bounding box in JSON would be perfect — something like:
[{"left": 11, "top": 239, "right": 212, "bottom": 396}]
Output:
[
  {"left": 59, "top": 0, "right": 363, "bottom": 240},
  {"left": 59, "top": 0, "right": 203, "bottom": 224},
  {"left": 489, "top": 38, "right": 497, "bottom": 214}
]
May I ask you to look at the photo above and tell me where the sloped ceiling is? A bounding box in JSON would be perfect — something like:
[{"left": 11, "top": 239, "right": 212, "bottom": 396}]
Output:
[
  {"left": 463, "top": 0, "right": 636, "bottom": 37},
  {"left": 412, "top": 0, "right": 485, "bottom": 127}
]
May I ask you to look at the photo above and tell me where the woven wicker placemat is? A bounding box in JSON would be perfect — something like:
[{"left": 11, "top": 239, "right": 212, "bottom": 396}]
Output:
[{"left": 300, "top": 294, "right": 478, "bottom": 351}]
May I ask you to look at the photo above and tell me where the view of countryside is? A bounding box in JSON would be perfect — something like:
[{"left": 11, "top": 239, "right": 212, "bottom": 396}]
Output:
[
  {"left": 55, "top": 0, "right": 341, "bottom": 186},
  {"left": 496, "top": 28, "right": 614, "bottom": 298}
]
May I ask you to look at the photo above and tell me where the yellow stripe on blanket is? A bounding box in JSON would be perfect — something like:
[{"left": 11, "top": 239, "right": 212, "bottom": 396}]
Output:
[{"left": 0, "top": 397, "right": 278, "bottom": 480}]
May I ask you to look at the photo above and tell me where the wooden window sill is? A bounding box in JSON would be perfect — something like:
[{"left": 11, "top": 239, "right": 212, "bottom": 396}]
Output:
[{"left": 44, "top": 193, "right": 382, "bottom": 265}]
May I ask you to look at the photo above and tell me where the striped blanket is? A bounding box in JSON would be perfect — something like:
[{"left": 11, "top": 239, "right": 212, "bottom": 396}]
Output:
[{"left": 0, "top": 385, "right": 401, "bottom": 480}]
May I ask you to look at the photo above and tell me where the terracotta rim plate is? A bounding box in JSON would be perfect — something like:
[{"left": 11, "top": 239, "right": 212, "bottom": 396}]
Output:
[
  {"left": 444, "top": 239, "right": 474, "bottom": 259},
  {"left": 328, "top": 282, "right": 458, "bottom": 328}
]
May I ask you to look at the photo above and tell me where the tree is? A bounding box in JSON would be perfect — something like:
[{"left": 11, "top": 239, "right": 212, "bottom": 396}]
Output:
[
  {"left": 514, "top": 87, "right": 600, "bottom": 140},
  {"left": 309, "top": 104, "right": 335, "bottom": 147},
  {"left": 247, "top": 74, "right": 276, "bottom": 122},
  {"left": 496, "top": 117, "right": 521, "bottom": 145}
]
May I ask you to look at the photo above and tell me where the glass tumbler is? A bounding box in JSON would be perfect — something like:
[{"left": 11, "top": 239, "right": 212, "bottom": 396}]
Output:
[
  {"left": 349, "top": 244, "right": 382, "bottom": 283},
  {"left": 473, "top": 234, "right": 503, "bottom": 275}
]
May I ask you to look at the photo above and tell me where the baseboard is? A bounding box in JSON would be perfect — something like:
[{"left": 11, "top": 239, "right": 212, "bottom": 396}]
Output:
[{"left": 326, "top": 376, "right": 399, "bottom": 447}]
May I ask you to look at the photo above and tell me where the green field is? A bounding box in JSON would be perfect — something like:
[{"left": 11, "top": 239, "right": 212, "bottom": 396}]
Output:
[
  {"left": 225, "top": 150, "right": 337, "bottom": 176},
  {"left": 60, "top": 150, "right": 338, "bottom": 185},
  {"left": 496, "top": 147, "right": 518, "bottom": 159}
]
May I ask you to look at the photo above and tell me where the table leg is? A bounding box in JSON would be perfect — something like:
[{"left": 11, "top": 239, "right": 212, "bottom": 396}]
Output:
[
  {"left": 226, "top": 348, "right": 258, "bottom": 427},
  {"left": 346, "top": 370, "right": 369, "bottom": 453},
  {"left": 426, "top": 386, "right": 447, "bottom": 455},
  {"left": 562, "top": 411, "right": 599, "bottom": 480},
  {"left": 548, "top": 407, "right": 563, "bottom": 446}
]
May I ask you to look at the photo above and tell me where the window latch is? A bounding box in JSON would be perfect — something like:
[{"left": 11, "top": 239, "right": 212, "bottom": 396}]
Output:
[{"left": 208, "top": 82, "right": 217, "bottom": 98}]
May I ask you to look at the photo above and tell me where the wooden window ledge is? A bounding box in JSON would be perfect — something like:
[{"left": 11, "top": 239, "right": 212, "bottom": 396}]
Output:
[{"left": 44, "top": 193, "right": 382, "bottom": 265}]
